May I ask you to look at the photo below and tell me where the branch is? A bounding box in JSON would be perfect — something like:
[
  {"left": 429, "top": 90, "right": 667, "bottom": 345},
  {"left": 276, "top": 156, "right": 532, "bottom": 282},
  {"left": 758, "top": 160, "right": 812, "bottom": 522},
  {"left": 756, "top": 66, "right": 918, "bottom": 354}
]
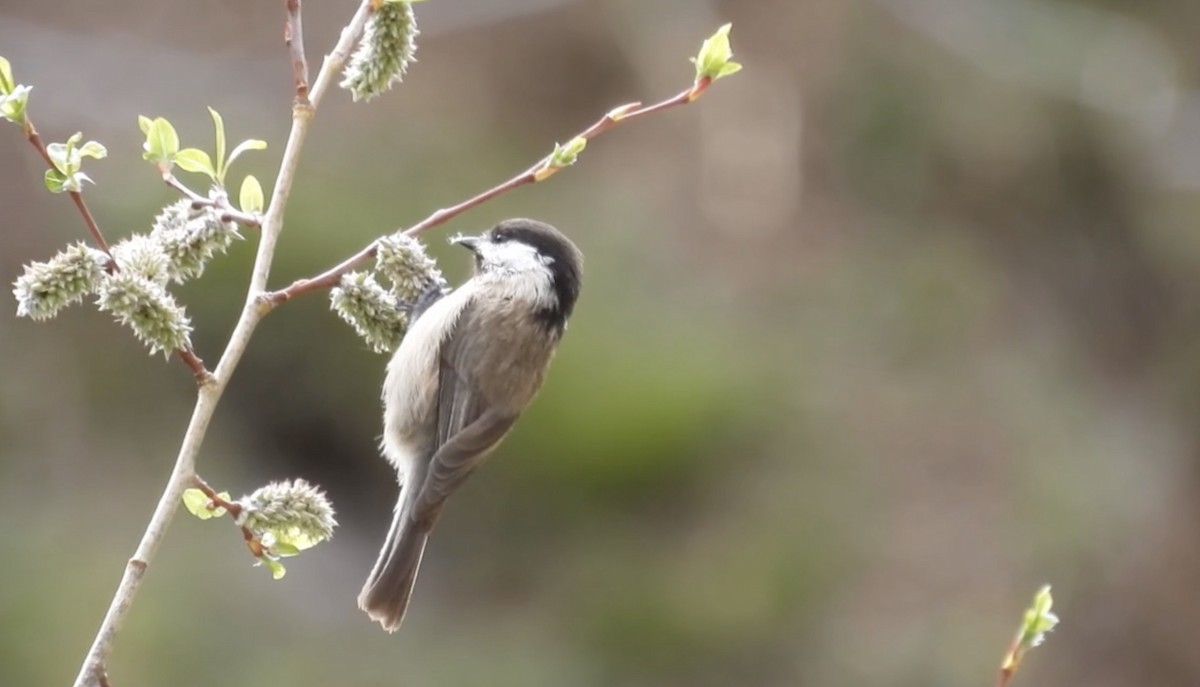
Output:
[
  {"left": 162, "top": 173, "right": 263, "bottom": 228},
  {"left": 69, "top": 2, "right": 374, "bottom": 685},
  {"left": 265, "top": 76, "right": 713, "bottom": 305},
  {"left": 23, "top": 120, "right": 215, "bottom": 382},
  {"left": 285, "top": 0, "right": 310, "bottom": 104},
  {"left": 190, "top": 474, "right": 243, "bottom": 518},
  {"left": 23, "top": 120, "right": 116, "bottom": 264}
]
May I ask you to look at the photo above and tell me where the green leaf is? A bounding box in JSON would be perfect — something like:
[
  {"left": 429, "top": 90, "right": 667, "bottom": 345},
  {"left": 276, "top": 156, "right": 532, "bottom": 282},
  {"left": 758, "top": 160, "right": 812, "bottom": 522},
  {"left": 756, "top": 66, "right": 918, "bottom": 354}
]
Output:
[
  {"left": 225, "top": 139, "right": 267, "bottom": 172},
  {"left": 79, "top": 140, "right": 107, "bottom": 160},
  {"left": 691, "top": 23, "right": 740, "bottom": 82},
  {"left": 137, "top": 115, "right": 153, "bottom": 136},
  {"left": 0, "top": 85, "right": 30, "bottom": 123},
  {"left": 43, "top": 168, "right": 68, "bottom": 193},
  {"left": 208, "top": 107, "right": 227, "bottom": 182},
  {"left": 238, "top": 174, "right": 264, "bottom": 213},
  {"left": 0, "top": 56, "right": 13, "bottom": 95},
  {"left": 45, "top": 139, "right": 72, "bottom": 174},
  {"left": 717, "top": 62, "right": 743, "bottom": 78},
  {"left": 182, "top": 488, "right": 212, "bottom": 519},
  {"left": 275, "top": 527, "right": 321, "bottom": 552},
  {"left": 181, "top": 488, "right": 229, "bottom": 520},
  {"left": 260, "top": 556, "right": 287, "bottom": 580},
  {"left": 174, "top": 148, "right": 216, "bottom": 180},
  {"left": 270, "top": 541, "right": 301, "bottom": 557},
  {"left": 142, "top": 116, "right": 180, "bottom": 162}
]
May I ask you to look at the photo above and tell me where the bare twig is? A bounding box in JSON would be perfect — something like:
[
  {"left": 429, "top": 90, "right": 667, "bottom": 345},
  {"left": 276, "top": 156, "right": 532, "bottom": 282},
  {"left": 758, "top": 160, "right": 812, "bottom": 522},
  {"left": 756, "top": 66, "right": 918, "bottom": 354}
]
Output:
[
  {"left": 23, "top": 121, "right": 116, "bottom": 263},
  {"left": 265, "top": 76, "right": 714, "bottom": 305},
  {"left": 285, "top": 0, "right": 310, "bottom": 104},
  {"left": 69, "top": 2, "right": 375, "bottom": 685},
  {"left": 176, "top": 349, "right": 214, "bottom": 386},
  {"left": 162, "top": 173, "right": 263, "bottom": 227}
]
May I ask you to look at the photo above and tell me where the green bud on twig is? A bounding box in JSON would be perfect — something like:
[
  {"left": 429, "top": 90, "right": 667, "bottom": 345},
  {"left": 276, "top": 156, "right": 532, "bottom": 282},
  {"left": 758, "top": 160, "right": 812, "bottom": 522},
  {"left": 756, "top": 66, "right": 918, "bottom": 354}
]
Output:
[{"left": 690, "top": 23, "right": 742, "bottom": 84}]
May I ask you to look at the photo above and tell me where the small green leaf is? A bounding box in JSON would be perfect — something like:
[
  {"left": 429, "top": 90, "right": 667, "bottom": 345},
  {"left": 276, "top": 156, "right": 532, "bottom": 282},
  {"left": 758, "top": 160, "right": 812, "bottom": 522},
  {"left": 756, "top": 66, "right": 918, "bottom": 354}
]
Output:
[
  {"left": 43, "top": 168, "right": 68, "bottom": 193},
  {"left": 225, "top": 139, "right": 267, "bottom": 172},
  {"left": 260, "top": 556, "right": 287, "bottom": 580},
  {"left": 181, "top": 488, "right": 229, "bottom": 520},
  {"left": 717, "top": 62, "right": 743, "bottom": 78},
  {"left": 142, "top": 116, "right": 180, "bottom": 162},
  {"left": 66, "top": 131, "right": 82, "bottom": 146},
  {"left": 208, "top": 107, "right": 227, "bottom": 182},
  {"left": 0, "top": 56, "right": 14, "bottom": 95},
  {"left": 137, "top": 115, "right": 153, "bottom": 136},
  {"left": 79, "top": 140, "right": 107, "bottom": 160},
  {"left": 45, "top": 140, "right": 72, "bottom": 174},
  {"left": 0, "top": 85, "right": 30, "bottom": 124},
  {"left": 238, "top": 174, "right": 264, "bottom": 213},
  {"left": 182, "top": 488, "right": 213, "bottom": 519},
  {"left": 271, "top": 541, "right": 302, "bottom": 557},
  {"left": 691, "top": 23, "right": 740, "bottom": 82},
  {"left": 174, "top": 148, "right": 216, "bottom": 180}
]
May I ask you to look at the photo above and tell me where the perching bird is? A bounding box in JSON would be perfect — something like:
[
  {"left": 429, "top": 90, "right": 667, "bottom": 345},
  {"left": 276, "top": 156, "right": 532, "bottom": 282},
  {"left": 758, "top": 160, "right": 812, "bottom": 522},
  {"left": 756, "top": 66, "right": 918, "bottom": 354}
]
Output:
[{"left": 359, "top": 218, "right": 583, "bottom": 632}]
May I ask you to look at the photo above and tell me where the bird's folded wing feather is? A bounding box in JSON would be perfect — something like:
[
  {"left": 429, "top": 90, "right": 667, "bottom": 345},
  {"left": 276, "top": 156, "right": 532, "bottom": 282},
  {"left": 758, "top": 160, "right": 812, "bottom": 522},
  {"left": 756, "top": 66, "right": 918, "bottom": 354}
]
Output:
[{"left": 413, "top": 298, "right": 517, "bottom": 520}]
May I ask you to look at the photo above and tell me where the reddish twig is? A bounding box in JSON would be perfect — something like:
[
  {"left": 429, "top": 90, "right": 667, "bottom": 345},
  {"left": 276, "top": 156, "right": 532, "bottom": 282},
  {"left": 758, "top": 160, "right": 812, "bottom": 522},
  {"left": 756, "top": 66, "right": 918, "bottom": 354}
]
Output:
[
  {"left": 24, "top": 122, "right": 116, "bottom": 264},
  {"left": 176, "top": 349, "right": 214, "bottom": 386},
  {"left": 264, "top": 77, "right": 713, "bottom": 305},
  {"left": 162, "top": 173, "right": 263, "bottom": 227},
  {"left": 285, "top": 0, "right": 310, "bottom": 104},
  {"left": 190, "top": 475, "right": 243, "bottom": 518}
]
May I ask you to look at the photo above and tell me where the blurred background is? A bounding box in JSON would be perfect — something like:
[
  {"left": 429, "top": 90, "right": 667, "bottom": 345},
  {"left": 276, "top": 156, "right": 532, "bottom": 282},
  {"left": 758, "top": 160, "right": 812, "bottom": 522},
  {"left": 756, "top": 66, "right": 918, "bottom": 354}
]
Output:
[{"left": 2, "top": 0, "right": 1200, "bottom": 685}]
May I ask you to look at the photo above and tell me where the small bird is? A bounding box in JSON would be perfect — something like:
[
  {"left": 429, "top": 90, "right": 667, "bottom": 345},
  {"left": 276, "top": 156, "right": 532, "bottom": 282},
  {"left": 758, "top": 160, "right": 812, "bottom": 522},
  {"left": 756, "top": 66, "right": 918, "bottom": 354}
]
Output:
[{"left": 358, "top": 218, "right": 583, "bottom": 632}]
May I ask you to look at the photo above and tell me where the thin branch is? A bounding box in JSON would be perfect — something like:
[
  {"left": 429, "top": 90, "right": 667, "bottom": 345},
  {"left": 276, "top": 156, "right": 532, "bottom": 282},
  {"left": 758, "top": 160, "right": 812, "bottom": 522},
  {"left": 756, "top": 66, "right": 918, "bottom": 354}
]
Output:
[
  {"left": 176, "top": 349, "right": 214, "bottom": 386},
  {"left": 69, "top": 2, "right": 375, "bottom": 686},
  {"left": 285, "top": 0, "right": 310, "bottom": 104},
  {"left": 24, "top": 121, "right": 116, "bottom": 263},
  {"left": 265, "top": 76, "right": 714, "bottom": 305},
  {"left": 190, "top": 474, "right": 243, "bottom": 518},
  {"left": 162, "top": 173, "right": 263, "bottom": 227}
]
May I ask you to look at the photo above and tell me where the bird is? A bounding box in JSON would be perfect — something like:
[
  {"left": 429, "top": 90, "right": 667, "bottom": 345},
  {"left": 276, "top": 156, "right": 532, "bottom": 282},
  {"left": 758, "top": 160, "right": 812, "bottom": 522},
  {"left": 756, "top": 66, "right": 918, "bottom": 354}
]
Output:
[{"left": 358, "top": 218, "right": 583, "bottom": 632}]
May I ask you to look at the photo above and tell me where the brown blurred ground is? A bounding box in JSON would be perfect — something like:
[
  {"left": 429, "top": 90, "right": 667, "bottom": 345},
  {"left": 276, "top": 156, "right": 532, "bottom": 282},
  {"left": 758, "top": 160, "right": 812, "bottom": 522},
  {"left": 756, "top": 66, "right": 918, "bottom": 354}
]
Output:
[{"left": 3, "top": 0, "right": 1200, "bottom": 685}]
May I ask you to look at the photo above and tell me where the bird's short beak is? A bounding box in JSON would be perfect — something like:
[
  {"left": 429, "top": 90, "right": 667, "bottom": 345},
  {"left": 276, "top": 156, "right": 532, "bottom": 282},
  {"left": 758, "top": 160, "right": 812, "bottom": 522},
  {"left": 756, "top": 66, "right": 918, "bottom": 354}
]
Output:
[{"left": 451, "top": 234, "right": 482, "bottom": 252}]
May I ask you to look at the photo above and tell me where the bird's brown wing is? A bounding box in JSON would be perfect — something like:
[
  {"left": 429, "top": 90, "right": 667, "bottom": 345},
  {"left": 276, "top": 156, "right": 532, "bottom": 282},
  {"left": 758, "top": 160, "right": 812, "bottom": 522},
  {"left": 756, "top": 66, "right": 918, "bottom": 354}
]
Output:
[{"left": 411, "top": 299, "right": 517, "bottom": 522}]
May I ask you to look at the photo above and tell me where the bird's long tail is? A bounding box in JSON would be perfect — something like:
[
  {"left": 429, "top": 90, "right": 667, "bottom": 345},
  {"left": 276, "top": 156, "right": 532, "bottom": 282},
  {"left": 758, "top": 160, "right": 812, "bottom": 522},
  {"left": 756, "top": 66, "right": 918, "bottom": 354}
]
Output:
[{"left": 358, "top": 502, "right": 431, "bottom": 632}]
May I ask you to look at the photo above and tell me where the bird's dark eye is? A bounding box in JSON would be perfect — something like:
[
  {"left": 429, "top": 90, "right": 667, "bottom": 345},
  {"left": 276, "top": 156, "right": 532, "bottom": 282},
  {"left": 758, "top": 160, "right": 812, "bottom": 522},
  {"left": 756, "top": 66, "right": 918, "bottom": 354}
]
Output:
[{"left": 492, "top": 229, "right": 510, "bottom": 243}]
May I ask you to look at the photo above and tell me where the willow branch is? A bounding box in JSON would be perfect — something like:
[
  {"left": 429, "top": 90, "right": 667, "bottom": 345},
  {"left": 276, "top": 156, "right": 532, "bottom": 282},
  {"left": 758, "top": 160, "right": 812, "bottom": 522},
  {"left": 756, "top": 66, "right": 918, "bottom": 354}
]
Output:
[
  {"left": 69, "top": 2, "right": 374, "bottom": 685},
  {"left": 285, "top": 0, "right": 310, "bottom": 103},
  {"left": 23, "top": 119, "right": 213, "bottom": 381},
  {"left": 265, "top": 76, "right": 713, "bottom": 305},
  {"left": 23, "top": 120, "right": 115, "bottom": 263},
  {"left": 162, "top": 173, "right": 263, "bottom": 227}
]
